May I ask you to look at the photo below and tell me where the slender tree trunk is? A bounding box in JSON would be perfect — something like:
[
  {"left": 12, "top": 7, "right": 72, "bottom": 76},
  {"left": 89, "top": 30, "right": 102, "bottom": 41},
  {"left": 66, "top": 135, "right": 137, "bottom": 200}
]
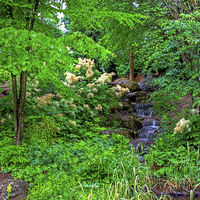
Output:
[
  {"left": 129, "top": 44, "right": 134, "bottom": 81},
  {"left": 12, "top": 0, "right": 39, "bottom": 146},
  {"left": 12, "top": 70, "right": 27, "bottom": 146}
]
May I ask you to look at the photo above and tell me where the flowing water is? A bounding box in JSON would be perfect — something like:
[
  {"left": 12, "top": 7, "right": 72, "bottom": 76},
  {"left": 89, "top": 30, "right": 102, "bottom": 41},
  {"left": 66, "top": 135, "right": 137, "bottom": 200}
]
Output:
[
  {"left": 133, "top": 103, "right": 160, "bottom": 138},
  {"left": 128, "top": 102, "right": 162, "bottom": 152},
  {"left": 129, "top": 103, "right": 200, "bottom": 200}
]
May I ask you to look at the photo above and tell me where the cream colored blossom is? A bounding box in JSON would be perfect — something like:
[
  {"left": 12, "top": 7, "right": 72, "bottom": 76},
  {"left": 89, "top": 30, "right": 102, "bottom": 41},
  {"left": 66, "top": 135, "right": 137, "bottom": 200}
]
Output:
[
  {"left": 1, "top": 118, "right": 6, "bottom": 124},
  {"left": 87, "top": 93, "right": 94, "bottom": 98},
  {"left": 8, "top": 115, "right": 12, "bottom": 120},
  {"left": 6, "top": 113, "right": 12, "bottom": 120},
  {"left": 118, "top": 103, "right": 123, "bottom": 108},
  {"left": 61, "top": 80, "right": 69, "bottom": 87},
  {"left": 190, "top": 108, "right": 199, "bottom": 116},
  {"left": 69, "top": 99, "right": 74, "bottom": 104},
  {"left": 57, "top": 127, "right": 60, "bottom": 131},
  {"left": 82, "top": 64, "right": 89, "bottom": 70},
  {"left": 90, "top": 111, "right": 95, "bottom": 116},
  {"left": 116, "top": 85, "right": 121, "bottom": 90},
  {"left": 174, "top": 118, "right": 191, "bottom": 134},
  {"left": 75, "top": 65, "right": 81, "bottom": 70},
  {"left": 115, "top": 92, "right": 122, "bottom": 99},
  {"left": 71, "top": 104, "right": 77, "bottom": 109},
  {"left": 57, "top": 113, "right": 63, "bottom": 117},
  {"left": 95, "top": 104, "right": 102, "bottom": 111},
  {"left": 87, "top": 83, "right": 96, "bottom": 88},
  {"left": 54, "top": 102, "right": 59, "bottom": 107},
  {"left": 83, "top": 104, "right": 90, "bottom": 109},
  {"left": 93, "top": 88, "right": 98, "bottom": 92},
  {"left": 69, "top": 120, "right": 76, "bottom": 126},
  {"left": 86, "top": 69, "right": 94, "bottom": 78},
  {"left": 26, "top": 92, "right": 31, "bottom": 97},
  {"left": 56, "top": 93, "right": 62, "bottom": 98}
]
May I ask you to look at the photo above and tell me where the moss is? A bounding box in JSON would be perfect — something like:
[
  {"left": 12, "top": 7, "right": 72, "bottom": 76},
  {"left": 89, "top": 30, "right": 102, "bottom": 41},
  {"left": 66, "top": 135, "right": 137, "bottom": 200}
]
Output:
[{"left": 113, "top": 78, "right": 139, "bottom": 92}]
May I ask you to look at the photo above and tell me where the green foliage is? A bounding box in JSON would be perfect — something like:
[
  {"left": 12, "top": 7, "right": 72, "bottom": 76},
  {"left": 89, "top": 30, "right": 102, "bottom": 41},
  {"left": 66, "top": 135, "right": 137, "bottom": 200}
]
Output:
[
  {"left": 139, "top": 12, "right": 200, "bottom": 126},
  {"left": 1, "top": 1, "right": 200, "bottom": 199},
  {"left": 175, "top": 115, "right": 200, "bottom": 148},
  {"left": 11, "top": 135, "right": 137, "bottom": 200},
  {"left": 149, "top": 136, "right": 200, "bottom": 180},
  {"left": 0, "top": 138, "right": 30, "bottom": 171}
]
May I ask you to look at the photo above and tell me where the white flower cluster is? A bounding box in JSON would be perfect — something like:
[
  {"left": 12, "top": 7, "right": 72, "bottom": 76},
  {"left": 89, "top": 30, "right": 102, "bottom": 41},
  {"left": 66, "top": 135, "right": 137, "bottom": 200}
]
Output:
[
  {"left": 61, "top": 58, "right": 95, "bottom": 86},
  {"left": 87, "top": 93, "right": 94, "bottom": 99},
  {"left": 110, "top": 84, "right": 130, "bottom": 99},
  {"left": 0, "top": 113, "right": 12, "bottom": 124},
  {"left": 64, "top": 72, "right": 79, "bottom": 85},
  {"left": 69, "top": 120, "right": 76, "bottom": 126},
  {"left": 96, "top": 72, "right": 116, "bottom": 85},
  {"left": 189, "top": 108, "right": 199, "bottom": 116},
  {"left": 95, "top": 104, "right": 102, "bottom": 111},
  {"left": 25, "top": 74, "right": 41, "bottom": 100},
  {"left": 174, "top": 118, "right": 191, "bottom": 134}
]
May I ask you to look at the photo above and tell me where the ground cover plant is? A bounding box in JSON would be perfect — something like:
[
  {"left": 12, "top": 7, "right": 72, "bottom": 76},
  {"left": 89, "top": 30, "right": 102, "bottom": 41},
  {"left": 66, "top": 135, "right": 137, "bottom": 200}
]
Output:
[
  {"left": 1, "top": 56, "right": 200, "bottom": 200},
  {"left": 0, "top": 57, "right": 167, "bottom": 200},
  {"left": 1, "top": 0, "right": 200, "bottom": 199}
]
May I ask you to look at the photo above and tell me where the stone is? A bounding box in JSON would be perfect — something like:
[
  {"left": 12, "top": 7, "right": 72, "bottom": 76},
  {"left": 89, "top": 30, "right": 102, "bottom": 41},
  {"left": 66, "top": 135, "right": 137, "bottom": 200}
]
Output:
[
  {"left": 138, "top": 74, "right": 159, "bottom": 91},
  {"left": 121, "top": 99, "right": 131, "bottom": 111},
  {"left": 125, "top": 91, "right": 149, "bottom": 103},
  {"left": 121, "top": 115, "right": 143, "bottom": 129},
  {"left": 112, "top": 78, "right": 139, "bottom": 92},
  {"left": 0, "top": 177, "right": 30, "bottom": 200},
  {"left": 0, "top": 82, "right": 12, "bottom": 99},
  {"left": 100, "top": 128, "right": 137, "bottom": 139}
]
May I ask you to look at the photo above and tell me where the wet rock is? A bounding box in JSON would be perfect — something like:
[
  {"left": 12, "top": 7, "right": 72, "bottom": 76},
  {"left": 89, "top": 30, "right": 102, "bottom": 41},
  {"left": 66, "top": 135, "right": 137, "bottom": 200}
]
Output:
[
  {"left": 121, "top": 115, "right": 143, "bottom": 129},
  {"left": 126, "top": 91, "right": 149, "bottom": 103},
  {"left": 107, "top": 114, "right": 122, "bottom": 124},
  {"left": 112, "top": 78, "right": 139, "bottom": 92},
  {"left": 0, "top": 177, "right": 30, "bottom": 200},
  {"left": 0, "top": 82, "right": 12, "bottom": 99},
  {"left": 100, "top": 128, "right": 136, "bottom": 139},
  {"left": 138, "top": 74, "right": 159, "bottom": 91},
  {"left": 128, "top": 139, "right": 155, "bottom": 153},
  {"left": 121, "top": 99, "right": 131, "bottom": 111}
]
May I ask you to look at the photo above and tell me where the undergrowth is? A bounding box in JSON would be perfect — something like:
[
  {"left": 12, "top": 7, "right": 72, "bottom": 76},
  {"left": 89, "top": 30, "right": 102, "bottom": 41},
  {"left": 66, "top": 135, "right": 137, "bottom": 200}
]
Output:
[{"left": 0, "top": 60, "right": 200, "bottom": 199}]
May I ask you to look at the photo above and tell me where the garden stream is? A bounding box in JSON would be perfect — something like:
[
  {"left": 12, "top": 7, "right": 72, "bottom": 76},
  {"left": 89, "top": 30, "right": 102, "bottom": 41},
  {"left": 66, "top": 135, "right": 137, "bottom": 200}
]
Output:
[
  {"left": 1, "top": 83, "right": 200, "bottom": 199},
  {"left": 127, "top": 102, "right": 200, "bottom": 200}
]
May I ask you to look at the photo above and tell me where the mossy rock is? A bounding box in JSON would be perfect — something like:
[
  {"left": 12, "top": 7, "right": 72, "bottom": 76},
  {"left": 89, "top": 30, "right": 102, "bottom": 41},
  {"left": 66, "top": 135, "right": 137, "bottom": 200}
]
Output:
[
  {"left": 121, "top": 115, "right": 143, "bottom": 129},
  {"left": 112, "top": 78, "right": 139, "bottom": 92},
  {"left": 100, "top": 128, "right": 133, "bottom": 139}
]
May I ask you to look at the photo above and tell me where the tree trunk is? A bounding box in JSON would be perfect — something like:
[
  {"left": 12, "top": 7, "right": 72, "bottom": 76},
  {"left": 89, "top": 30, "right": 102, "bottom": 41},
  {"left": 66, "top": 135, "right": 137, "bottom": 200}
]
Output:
[
  {"left": 12, "top": 71, "right": 27, "bottom": 146},
  {"left": 12, "top": 0, "right": 39, "bottom": 146},
  {"left": 129, "top": 44, "right": 134, "bottom": 81}
]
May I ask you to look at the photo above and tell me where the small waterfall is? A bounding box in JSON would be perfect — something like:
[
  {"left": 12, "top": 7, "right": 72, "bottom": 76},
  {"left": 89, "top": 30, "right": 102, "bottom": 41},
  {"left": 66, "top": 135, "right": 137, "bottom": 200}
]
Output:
[
  {"left": 134, "top": 104, "right": 154, "bottom": 117},
  {"left": 133, "top": 103, "right": 160, "bottom": 140}
]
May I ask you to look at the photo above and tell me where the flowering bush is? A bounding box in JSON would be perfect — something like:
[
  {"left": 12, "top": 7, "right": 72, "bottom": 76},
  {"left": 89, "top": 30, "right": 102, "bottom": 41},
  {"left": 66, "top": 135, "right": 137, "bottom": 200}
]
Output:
[
  {"left": 174, "top": 118, "right": 191, "bottom": 134},
  {"left": 0, "top": 56, "right": 131, "bottom": 146},
  {"left": 8, "top": 57, "right": 128, "bottom": 142}
]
